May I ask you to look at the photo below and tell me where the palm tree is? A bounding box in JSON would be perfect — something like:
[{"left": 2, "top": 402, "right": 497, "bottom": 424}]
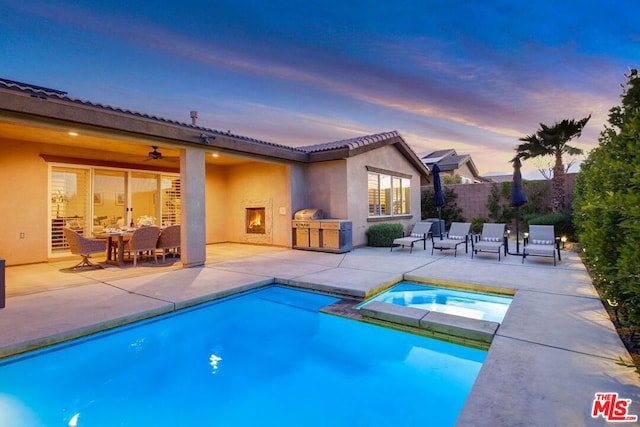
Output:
[{"left": 515, "top": 115, "right": 591, "bottom": 212}]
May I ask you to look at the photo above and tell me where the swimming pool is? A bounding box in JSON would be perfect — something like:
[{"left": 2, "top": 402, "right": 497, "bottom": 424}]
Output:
[
  {"left": 361, "top": 282, "right": 513, "bottom": 323},
  {"left": 0, "top": 286, "right": 486, "bottom": 426}
]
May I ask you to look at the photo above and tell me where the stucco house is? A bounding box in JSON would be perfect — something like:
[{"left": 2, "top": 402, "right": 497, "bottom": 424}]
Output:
[
  {"left": 419, "top": 149, "right": 483, "bottom": 184},
  {"left": 0, "top": 78, "right": 431, "bottom": 267}
]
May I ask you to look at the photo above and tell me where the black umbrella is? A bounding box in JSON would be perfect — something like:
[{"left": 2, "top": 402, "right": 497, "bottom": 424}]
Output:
[
  {"left": 510, "top": 157, "right": 529, "bottom": 254},
  {"left": 432, "top": 164, "right": 445, "bottom": 239}
]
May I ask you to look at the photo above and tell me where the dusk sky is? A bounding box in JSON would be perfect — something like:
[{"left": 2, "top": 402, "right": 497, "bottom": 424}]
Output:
[{"left": 2, "top": 1, "right": 638, "bottom": 178}]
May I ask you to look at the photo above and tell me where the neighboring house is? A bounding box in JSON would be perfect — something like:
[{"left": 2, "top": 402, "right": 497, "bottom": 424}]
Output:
[
  {"left": 418, "top": 149, "right": 484, "bottom": 184},
  {"left": 482, "top": 174, "right": 513, "bottom": 183},
  {"left": 0, "top": 78, "right": 431, "bottom": 266}
]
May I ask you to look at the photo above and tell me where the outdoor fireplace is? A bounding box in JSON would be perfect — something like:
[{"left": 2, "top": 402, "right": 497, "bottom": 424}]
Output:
[{"left": 246, "top": 207, "right": 266, "bottom": 234}]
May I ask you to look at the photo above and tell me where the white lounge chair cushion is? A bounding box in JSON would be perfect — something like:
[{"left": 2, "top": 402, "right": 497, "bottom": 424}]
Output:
[{"left": 531, "top": 239, "right": 553, "bottom": 245}]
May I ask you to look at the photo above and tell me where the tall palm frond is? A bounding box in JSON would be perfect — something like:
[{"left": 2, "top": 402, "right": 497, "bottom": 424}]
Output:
[{"left": 514, "top": 114, "right": 591, "bottom": 212}]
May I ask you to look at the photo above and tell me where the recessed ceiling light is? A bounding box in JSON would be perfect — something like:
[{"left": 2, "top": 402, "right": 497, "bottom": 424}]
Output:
[
  {"left": 68, "top": 131, "right": 78, "bottom": 137},
  {"left": 212, "top": 153, "right": 219, "bottom": 158}
]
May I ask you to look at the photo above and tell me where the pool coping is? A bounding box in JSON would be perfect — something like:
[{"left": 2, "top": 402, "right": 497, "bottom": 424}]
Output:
[{"left": 359, "top": 300, "right": 500, "bottom": 346}]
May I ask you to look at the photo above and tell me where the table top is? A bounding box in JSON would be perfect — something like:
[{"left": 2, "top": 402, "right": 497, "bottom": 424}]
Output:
[{"left": 93, "top": 230, "right": 134, "bottom": 238}]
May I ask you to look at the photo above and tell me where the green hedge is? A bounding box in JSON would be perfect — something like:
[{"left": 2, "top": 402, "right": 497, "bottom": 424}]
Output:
[
  {"left": 367, "top": 223, "right": 403, "bottom": 247},
  {"left": 574, "top": 70, "right": 640, "bottom": 330},
  {"left": 527, "top": 212, "right": 575, "bottom": 240}
]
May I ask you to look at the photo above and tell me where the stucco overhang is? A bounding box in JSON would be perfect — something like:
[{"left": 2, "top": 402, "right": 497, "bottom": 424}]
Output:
[{"left": 0, "top": 78, "right": 431, "bottom": 179}]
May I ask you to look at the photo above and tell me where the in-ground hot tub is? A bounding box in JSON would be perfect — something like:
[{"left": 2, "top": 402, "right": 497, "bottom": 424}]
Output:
[{"left": 358, "top": 282, "right": 514, "bottom": 345}]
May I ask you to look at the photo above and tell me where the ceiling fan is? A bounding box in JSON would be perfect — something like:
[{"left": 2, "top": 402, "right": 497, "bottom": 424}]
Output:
[{"left": 145, "top": 146, "right": 178, "bottom": 162}]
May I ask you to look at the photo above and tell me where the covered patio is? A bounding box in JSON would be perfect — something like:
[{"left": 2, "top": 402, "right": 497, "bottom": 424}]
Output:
[{"left": 1, "top": 242, "right": 638, "bottom": 426}]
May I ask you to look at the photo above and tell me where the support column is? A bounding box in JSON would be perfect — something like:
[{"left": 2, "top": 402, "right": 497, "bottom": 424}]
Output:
[{"left": 180, "top": 147, "right": 206, "bottom": 267}]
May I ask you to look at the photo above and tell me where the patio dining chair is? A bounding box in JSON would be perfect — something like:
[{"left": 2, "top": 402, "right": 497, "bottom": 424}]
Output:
[
  {"left": 63, "top": 227, "right": 106, "bottom": 269},
  {"left": 431, "top": 222, "right": 471, "bottom": 257},
  {"left": 391, "top": 221, "right": 433, "bottom": 253},
  {"left": 156, "top": 224, "right": 181, "bottom": 263},
  {"left": 522, "top": 225, "right": 559, "bottom": 266},
  {"left": 123, "top": 226, "right": 161, "bottom": 267},
  {"left": 472, "top": 223, "right": 506, "bottom": 260}
]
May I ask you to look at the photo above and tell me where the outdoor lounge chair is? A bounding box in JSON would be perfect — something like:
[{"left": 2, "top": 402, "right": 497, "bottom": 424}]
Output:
[
  {"left": 431, "top": 222, "right": 471, "bottom": 257},
  {"left": 522, "top": 225, "right": 559, "bottom": 266},
  {"left": 156, "top": 224, "right": 181, "bottom": 263},
  {"left": 391, "top": 221, "right": 433, "bottom": 253},
  {"left": 63, "top": 227, "right": 106, "bottom": 269},
  {"left": 472, "top": 223, "right": 506, "bottom": 260},
  {"left": 123, "top": 226, "right": 161, "bottom": 267}
]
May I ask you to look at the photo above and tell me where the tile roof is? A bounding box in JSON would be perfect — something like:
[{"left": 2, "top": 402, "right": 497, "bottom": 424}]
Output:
[
  {"left": 0, "top": 77, "right": 427, "bottom": 176},
  {"left": 298, "top": 131, "right": 401, "bottom": 153},
  {"left": 0, "top": 77, "right": 302, "bottom": 153}
]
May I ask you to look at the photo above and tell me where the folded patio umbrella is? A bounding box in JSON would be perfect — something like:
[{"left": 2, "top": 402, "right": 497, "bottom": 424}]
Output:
[
  {"left": 510, "top": 157, "right": 528, "bottom": 254},
  {"left": 432, "top": 164, "right": 445, "bottom": 239}
]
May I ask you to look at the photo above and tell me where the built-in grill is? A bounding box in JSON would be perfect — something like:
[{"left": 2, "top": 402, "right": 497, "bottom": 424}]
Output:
[
  {"left": 292, "top": 209, "right": 352, "bottom": 253},
  {"left": 293, "top": 208, "right": 324, "bottom": 222}
]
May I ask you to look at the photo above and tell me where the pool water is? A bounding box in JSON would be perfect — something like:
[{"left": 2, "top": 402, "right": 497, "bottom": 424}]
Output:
[
  {"left": 363, "top": 282, "right": 512, "bottom": 323},
  {"left": 0, "top": 286, "right": 486, "bottom": 426}
]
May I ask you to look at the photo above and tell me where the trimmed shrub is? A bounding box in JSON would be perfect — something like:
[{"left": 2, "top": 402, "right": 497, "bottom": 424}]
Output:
[
  {"left": 421, "top": 187, "right": 465, "bottom": 229},
  {"left": 367, "top": 223, "right": 403, "bottom": 247},
  {"left": 574, "top": 70, "right": 640, "bottom": 330},
  {"left": 470, "top": 217, "right": 491, "bottom": 233},
  {"left": 527, "top": 212, "right": 575, "bottom": 240}
]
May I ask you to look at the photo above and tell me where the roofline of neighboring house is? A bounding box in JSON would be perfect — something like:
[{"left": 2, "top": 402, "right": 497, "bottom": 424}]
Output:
[
  {"left": 420, "top": 148, "right": 482, "bottom": 181},
  {"left": 0, "top": 78, "right": 430, "bottom": 179}
]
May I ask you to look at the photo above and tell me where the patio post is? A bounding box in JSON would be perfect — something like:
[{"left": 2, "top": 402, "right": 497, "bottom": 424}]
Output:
[
  {"left": 0, "top": 258, "right": 5, "bottom": 308},
  {"left": 180, "top": 147, "right": 207, "bottom": 267}
]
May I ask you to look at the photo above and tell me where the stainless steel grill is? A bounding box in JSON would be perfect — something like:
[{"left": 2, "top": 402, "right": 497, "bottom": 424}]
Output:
[
  {"left": 292, "top": 209, "right": 323, "bottom": 249},
  {"left": 293, "top": 208, "right": 324, "bottom": 221},
  {"left": 292, "top": 209, "right": 352, "bottom": 253}
]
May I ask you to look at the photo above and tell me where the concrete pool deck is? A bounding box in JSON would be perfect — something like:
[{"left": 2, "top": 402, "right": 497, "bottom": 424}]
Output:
[{"left": 1, "top": 242, "right": 639, "bottom": 426}]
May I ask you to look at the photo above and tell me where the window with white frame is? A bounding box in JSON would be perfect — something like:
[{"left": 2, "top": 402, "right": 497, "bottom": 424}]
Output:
[{"left": 367, "top": 168, "right": 411, "bottom": 217}]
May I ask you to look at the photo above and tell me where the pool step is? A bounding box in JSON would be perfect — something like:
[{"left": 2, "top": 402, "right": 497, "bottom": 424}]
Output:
[{"left": 359, "top": 301, "right": 499, "bottom": 344}]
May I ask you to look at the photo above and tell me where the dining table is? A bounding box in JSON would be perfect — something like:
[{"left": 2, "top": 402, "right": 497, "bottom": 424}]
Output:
[{"left": 93, "top": 229, "right": 134, "bottom": 267}]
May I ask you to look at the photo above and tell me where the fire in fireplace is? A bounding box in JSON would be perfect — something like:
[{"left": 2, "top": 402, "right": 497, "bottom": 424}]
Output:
[{"left": 246, "top": 207, "right": 266, "bottom": 234}]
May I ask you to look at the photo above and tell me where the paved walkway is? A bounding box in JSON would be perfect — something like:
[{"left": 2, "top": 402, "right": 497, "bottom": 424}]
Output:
[{"left": 1, "top": 243, "right": 638, "bottom": 426}]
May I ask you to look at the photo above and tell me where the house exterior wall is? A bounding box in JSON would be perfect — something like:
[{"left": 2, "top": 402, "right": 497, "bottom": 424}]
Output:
[
  {"left": 0, "top": 140, "right": 50, "bottom": 265},
  {"left": 205, "top": 164, "right": 230, "bottom": 243},
  {"left": 206, "top": 161, "right": 292, "bottom": 247},
  {"left": 441, "top": 163, "right": 476, "bottom": 183},
  {"left": 454, "top": 163, "right": 477, "bottom": 183},
  {"left": 305, "top": 160, "right": 348, "bottom": 219},
  {"left": 346, "top": 144, "right": 423, "bottom": 246},
  {"left": 289, "top": 163, "right": 308, "bottom": 216}
]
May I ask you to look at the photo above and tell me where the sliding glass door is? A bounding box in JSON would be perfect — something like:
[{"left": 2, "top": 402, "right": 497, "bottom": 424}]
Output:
[
  {"left": 93, "top": 169, "right": 127, "bottom": 230},
  {"left": 50, "top": 166, "right": 90, "bottom": 253},
  {"left": 130, "top": 172, "right": 158, "bottom": 226},
  {"left": 49, "top": 165, "right": 180, "bottom": 255}
]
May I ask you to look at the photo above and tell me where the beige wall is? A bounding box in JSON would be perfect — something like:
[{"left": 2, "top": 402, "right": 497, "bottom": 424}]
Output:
[
  {"left": 346, "top": 144, "right": 422, "bottom": 246},
  {"left": 0, "top": 140, "right": 50, "bottom": 265},
  {"left": 306, "top": 160, "right": 348, "bottom": 218},
  {"left": 206, "top": 161, "right": 292, "bottom": 247},
  {"left": 1, "top": 136, "right": 424, "bottom": 265},
  {"left": 301, "top": 145, "right": 423, "bottom": 247},
  {"left": 205, "top": 164, "right": 230, "bottom": 243}
]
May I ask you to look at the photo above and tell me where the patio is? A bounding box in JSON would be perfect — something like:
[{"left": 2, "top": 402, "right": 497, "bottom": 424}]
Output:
[{"left": 1, "top": 242, "right": 638, "bottom": 426}]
